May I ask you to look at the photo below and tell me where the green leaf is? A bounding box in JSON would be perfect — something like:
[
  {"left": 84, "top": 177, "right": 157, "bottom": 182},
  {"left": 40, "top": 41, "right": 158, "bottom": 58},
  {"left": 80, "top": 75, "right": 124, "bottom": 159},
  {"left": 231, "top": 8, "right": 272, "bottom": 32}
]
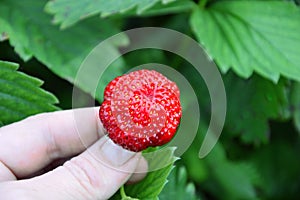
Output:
[
  {"left": 207, "top": 160, "right": 258, "bottom": 199},
  {"left": 45, "top": 0, "right": 177, "bottom": 29},
  {"left": 190, "top": 1, "right": 300, "bottom": 82},
  {"left": 225, "top": 72, "right": 290, "bottom": 144},
  {"left": 290, "top": 82, "right": 300, "bottom": 134},
  {"left": 0, "top": 60, "right": 59, "bottom": 126},
  {"left": 205, "top": 143, "right": 260, "bottom": 199},
  {"left": 123, "top": 147, "right": 178, "bottom": 199},
  {"left": 122, "top": 0, "right": 195, "bottom": 17},
  {"left": 159, "top": 166, "right": 199, "bottom": 200},
  {"left": 0, "top": 0, "right": 127, "bottom": 102}
]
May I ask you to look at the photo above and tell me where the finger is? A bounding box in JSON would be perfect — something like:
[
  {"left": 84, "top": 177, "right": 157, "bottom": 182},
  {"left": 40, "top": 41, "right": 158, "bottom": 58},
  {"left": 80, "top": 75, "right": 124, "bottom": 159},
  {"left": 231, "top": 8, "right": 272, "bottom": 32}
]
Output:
[
  {"left": 0, "top": 107, "right": 104, "bottom": 179},
  {"left": 25, "top": 155, "right": 148, "bottom": 184},
  {"left": 0, "top": 161, "right": 16, "bottom": 182},
  {"left": 0, "top": 136, "right": 143, "bottom": 200},
  {"left": 127, "top": 157, "right": 148, "bottom": 184},
  {"left": 23, "top": 157, "right": 72, "bottom": 179},
  {"left": 24, "top": 154, "right": 147, "bottom": 183}
]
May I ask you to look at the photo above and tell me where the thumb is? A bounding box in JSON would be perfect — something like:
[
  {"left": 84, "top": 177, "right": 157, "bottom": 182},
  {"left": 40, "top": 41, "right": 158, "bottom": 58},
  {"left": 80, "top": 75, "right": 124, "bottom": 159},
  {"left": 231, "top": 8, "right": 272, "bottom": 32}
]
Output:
[{"left": 1, "top": 136, "right": 140, "bottom": 200}]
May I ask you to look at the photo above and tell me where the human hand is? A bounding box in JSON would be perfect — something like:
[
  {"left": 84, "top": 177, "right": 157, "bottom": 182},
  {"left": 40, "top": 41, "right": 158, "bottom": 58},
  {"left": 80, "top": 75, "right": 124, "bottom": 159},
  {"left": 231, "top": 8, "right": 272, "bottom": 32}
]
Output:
[{"left": 0, "top": 107, "right": 147, "bottom": 200}]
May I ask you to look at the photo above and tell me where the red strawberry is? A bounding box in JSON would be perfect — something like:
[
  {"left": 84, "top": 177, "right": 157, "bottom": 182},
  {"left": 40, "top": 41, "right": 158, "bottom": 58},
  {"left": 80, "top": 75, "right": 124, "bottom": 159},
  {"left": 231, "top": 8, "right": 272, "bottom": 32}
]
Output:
[{"left": 99, "top": 70, "right": 182, "bottom": 152}]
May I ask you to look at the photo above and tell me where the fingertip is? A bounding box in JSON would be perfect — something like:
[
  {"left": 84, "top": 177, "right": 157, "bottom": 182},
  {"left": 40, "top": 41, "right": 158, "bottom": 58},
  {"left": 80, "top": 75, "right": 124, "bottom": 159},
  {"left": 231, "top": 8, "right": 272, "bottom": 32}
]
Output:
[
  {"left": 97, "top": 136, "right": 136, "bottom": 167},
  {"left": 126, "top": 156, "right": 148, "bottom": 184}
]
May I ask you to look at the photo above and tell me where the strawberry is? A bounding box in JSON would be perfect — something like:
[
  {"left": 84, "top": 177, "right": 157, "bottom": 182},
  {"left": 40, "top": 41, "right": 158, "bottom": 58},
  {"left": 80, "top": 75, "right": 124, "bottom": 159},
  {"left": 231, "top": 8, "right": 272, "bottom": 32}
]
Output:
[{"left": 99, "top": 70, "right": 182, "bottom": 152}]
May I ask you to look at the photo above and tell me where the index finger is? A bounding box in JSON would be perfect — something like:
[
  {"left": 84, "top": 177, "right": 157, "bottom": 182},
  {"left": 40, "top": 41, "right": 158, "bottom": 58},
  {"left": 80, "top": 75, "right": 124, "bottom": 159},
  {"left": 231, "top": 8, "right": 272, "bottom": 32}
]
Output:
[{"left": 0, "top": 107, "right": 105, "bottom": 179}]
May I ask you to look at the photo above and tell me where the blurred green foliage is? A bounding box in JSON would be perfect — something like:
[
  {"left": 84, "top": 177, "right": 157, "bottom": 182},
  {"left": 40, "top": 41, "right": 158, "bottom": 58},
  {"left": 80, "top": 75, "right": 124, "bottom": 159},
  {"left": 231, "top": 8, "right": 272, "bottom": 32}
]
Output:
[{"left": 1, "top": 0, "right": 300, "bottom": 199}]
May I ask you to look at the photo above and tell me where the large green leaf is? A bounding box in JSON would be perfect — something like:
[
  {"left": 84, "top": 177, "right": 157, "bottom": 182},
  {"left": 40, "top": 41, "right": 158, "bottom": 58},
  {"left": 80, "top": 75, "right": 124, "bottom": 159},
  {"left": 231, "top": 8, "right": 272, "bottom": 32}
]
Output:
[
  {"left": 190, "top": 1, "right": 300, "bottom": 82},
  {"left": 159, "top": 166, "right": 199, "bottom": 200},
  {"left": 0, "top": 60, "right": 59, "bottom": 126},
  {"left": 123, "top": 147, "right": 178, "bottom": 199},
  {"left": 45, "top": 0, "right": 178, "bottom": 29},
  {"left": 0, "top": 0, "right": 127, "bottom": 102},
  {"left": 117, "top": 0, "right": 195, "bottom": 18},
  {"left": 224, "top": 72, "right": 290, "bottom": 144},
  {"left": 207, "top": 159, "right": 259, "bottom": 199}
]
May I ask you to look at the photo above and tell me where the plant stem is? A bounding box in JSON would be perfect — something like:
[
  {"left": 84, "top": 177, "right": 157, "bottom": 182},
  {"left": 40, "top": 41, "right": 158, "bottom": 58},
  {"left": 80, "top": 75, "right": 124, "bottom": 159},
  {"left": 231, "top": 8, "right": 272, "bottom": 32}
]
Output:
[
  {"left": 199, "top": 0, "right": 208, "bottom": 8},
  {"left": 120, "top": 186, "right": 127, "bottom": 199}
]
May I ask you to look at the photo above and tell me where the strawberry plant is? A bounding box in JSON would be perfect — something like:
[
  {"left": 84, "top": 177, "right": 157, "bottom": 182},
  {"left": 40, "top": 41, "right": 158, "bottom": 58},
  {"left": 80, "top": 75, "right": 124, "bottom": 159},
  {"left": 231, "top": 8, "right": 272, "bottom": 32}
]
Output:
[{"left": 1, "top": 0, "right": 300, "bottom": 199}]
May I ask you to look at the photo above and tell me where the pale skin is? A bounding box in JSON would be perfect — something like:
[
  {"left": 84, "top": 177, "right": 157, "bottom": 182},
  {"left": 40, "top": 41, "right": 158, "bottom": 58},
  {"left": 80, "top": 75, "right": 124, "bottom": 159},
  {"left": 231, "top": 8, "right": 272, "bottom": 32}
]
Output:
[{"left": 0, "top": 107, "right": 147, "bottom": 200}]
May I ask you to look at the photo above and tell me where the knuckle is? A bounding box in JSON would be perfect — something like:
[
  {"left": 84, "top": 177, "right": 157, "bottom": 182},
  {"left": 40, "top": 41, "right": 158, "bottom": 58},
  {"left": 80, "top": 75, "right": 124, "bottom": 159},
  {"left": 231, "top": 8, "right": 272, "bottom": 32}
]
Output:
[{"left": 63, "top": 156, "right": 104, "bottom": 199}]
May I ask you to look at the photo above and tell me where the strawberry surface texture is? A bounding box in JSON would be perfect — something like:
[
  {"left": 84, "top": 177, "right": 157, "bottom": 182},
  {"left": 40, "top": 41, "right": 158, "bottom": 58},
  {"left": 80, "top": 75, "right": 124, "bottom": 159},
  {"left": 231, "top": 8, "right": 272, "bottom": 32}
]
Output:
[{"left": 99, "top": 70, "right": 182, "bottom": 152}]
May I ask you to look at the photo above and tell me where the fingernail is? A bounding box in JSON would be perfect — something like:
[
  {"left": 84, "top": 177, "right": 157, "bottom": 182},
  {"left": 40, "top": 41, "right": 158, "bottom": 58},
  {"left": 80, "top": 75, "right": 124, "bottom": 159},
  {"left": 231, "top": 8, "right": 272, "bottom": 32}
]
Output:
[{"left": 99, "top": 136, "right": 136, "bottom": 167}]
